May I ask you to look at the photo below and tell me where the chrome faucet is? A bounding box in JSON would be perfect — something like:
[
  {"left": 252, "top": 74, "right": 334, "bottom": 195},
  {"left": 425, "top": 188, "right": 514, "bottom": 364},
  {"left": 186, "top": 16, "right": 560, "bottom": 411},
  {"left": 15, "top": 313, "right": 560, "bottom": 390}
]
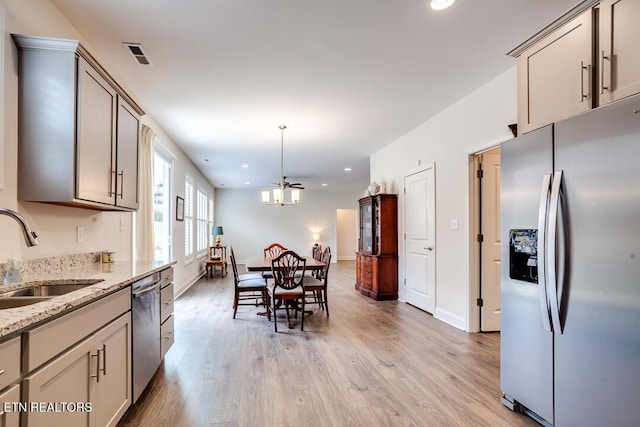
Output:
[{"left": 0, "top": 208, "right": 39, "bottom": 246}]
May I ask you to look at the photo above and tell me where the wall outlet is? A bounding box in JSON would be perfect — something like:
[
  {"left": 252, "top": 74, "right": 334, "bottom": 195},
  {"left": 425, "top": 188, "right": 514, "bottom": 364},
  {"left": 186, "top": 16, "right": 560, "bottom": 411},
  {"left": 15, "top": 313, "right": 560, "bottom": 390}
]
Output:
[
  {"left": 450, "top": 219, "right": 459, "bottom": 230},
  {"left": 76, "top": 226, "right": 84, "bottom": 242}
]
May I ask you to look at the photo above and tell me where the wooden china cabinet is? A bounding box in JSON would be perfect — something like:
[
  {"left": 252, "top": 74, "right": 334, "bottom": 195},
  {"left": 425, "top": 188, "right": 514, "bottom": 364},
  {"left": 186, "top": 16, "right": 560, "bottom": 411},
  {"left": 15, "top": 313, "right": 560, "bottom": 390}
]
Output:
[{"left": 355, "top": 194, "right": 398, "bottom": 300}]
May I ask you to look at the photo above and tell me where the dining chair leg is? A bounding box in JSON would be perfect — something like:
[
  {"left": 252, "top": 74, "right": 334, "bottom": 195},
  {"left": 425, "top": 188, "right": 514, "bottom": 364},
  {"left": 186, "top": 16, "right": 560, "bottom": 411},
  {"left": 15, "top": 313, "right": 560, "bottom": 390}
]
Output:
[
  {"left": 232, "top": 291, "right": 239, "bottom": 319},
  {"left": 300, "top": 297, "right": 305, "bottom": 331},
  {"left": 324, "top": 289, "right": 329, "bottom": 317},
  {"left": 273, "top": 297, "right": 278, "bottom": 332}
]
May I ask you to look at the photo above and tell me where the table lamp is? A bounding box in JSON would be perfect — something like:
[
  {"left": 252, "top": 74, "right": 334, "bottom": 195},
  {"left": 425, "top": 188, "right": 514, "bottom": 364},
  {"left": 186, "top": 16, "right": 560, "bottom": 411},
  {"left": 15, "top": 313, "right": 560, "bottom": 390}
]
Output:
[
  {"left": 312, "top": 232, "right": 320, "bottom": 247},
  {"left": 212, "top": 226, "right": 224, "bottom": 246}
]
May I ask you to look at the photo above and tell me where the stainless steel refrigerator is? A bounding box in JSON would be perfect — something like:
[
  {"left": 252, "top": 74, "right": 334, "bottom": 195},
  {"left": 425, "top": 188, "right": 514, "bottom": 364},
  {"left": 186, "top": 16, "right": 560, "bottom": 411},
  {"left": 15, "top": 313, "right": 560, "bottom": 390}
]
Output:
[{"left": 500, "top": 93, "right": 640, "bottom": 427}]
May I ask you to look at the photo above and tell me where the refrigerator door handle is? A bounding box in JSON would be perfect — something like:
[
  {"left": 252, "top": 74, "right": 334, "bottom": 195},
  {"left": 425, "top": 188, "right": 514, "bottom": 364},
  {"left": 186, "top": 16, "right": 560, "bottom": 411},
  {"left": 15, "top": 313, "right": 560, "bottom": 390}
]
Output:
[
  {"left": 548, "top": 170, "right": 564, "bottom": 334},
  {"left": 537, "top": 174, "right": 553, "bottom": 332}
]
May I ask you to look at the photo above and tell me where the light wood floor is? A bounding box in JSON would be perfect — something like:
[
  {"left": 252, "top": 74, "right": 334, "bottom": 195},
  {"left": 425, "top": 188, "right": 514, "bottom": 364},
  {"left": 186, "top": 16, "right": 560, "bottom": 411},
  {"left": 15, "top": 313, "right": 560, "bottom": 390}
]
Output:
[{"left": 118, "top": 261, "right": 536, "bottom": 427}]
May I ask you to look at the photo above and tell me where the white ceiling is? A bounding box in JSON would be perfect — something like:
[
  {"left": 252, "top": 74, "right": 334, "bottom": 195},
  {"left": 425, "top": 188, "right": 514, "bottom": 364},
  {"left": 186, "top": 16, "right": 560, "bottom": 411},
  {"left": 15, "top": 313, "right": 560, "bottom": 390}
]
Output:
[{"left": 49, "top": 0, "right": 578, "bottom": 191}]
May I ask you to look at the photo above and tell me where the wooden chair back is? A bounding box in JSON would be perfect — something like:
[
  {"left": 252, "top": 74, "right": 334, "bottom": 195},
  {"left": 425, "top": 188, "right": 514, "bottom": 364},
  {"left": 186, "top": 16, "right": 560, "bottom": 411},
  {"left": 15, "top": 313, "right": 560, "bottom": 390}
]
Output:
[
  {"left": 264, "top": 243, "right": 287, "bottom": 258},
  {"left": 270, "top": 250, "right": 306, "bottom": 290},
  {"left": 229, "top": 246, "right": 240, "bottom": 285},
  {"left": 316, "top": 247, "right": 332, "bottom": 283}
]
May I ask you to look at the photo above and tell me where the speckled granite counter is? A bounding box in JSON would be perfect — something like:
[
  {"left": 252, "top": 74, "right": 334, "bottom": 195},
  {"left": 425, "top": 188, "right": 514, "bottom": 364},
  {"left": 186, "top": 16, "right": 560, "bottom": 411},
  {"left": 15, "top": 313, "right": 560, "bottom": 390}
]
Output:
[{"left": 0, "top": 256, "right": 175, "bottom": 339}]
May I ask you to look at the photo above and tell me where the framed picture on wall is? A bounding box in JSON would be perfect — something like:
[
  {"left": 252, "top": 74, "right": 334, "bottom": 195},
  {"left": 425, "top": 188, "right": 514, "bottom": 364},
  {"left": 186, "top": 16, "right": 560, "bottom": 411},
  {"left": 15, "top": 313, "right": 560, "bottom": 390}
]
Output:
[{"left": 176, "top": 196, "right": 184, "bottom": 221}]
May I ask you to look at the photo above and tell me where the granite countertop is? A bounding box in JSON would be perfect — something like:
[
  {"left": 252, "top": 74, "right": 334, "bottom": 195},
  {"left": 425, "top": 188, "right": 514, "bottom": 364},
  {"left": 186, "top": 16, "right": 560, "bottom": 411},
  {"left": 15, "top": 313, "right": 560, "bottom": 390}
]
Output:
[{"left": 0, "top": 258, "right": 176, "bottom": 339}]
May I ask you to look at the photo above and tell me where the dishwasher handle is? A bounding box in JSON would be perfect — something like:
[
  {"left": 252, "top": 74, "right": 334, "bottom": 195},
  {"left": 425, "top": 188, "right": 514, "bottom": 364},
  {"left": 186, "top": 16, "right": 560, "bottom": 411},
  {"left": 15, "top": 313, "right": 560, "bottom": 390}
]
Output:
[{"left": 133, "top": 283, "right": 159, "bottom": 298}]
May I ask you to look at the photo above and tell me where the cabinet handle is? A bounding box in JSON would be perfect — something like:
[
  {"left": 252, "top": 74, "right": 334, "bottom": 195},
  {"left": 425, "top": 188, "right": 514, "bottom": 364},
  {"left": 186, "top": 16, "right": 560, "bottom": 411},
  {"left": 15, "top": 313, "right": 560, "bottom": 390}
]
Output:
[
  {"left": 164, "top": 331, "right": 174, "bottom": 340},
  {"left": 101, "top": 344, "right": 107, "bottom": 376},
  {"left": 164, "top": 299, "right": 174, "bottom": 305},
  {"left": 600, "top": 51, "right": 610, "bottom": 94},
  {"left": 108, "top": 170, "right": 117, "bottom": 196},
  {"left": 117, "top": 170, "right": 124, "bottom": 198},
  {"left": 91, "top": 351, "right": 101, "bottom": 382},
  {"left": 580, "top": 61, "right": 589, "bottom": 102},
  {"left": 0, "top": 369, "right": 5, "bottom": 376}
]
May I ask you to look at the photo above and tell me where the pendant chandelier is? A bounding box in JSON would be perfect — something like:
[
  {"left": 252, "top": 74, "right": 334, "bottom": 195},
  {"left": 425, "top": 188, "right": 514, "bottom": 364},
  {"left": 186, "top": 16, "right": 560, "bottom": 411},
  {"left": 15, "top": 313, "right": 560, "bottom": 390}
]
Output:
[{"left": 261, "top": 125, "right": 301, "bottom": 206}]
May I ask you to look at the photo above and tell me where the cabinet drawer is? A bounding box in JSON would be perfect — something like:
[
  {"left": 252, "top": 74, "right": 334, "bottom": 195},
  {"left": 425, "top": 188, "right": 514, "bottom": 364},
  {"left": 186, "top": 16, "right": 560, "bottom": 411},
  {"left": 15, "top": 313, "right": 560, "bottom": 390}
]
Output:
[
  {"left": 0, "top": 337, "right": 20, "bottom": 390},
  {"left": 160, "top": 283, "right": 174, "bottom": 324},
  {"left": 23, "top": 287, "right": 130, "bottom": 373},
  {"left": 160, "top": 267, "right": 174, "bottom": 289},
  {"left": 0, "top": 383, "right": 20, "bottom": 427},
  {"left": 161, "top": 315, "right": 174, "bottom": 358},
  {"left": 361, "top": 256, "right": 372, "bottom": 266}
]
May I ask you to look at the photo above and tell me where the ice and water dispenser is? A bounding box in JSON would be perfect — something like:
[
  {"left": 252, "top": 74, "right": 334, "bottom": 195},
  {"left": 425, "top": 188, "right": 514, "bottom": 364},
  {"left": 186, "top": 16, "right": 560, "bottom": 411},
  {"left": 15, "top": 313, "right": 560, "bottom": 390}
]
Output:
[{"left": 509, "top": 229, "right": 538, "bottom": 283}]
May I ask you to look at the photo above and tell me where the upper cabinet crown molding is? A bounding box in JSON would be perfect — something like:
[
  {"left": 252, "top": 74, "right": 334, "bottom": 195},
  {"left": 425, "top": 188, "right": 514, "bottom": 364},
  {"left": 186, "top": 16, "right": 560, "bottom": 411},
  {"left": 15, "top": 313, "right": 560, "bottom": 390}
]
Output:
[
  {"left": 13, "top": 34, "right": 143, "bottom": 211},
  {"left": 12, "top": 34, "right": 144, "bottom": 116},
  {"left": 507, "top": 0, "right": 600, "bottom": 58}
]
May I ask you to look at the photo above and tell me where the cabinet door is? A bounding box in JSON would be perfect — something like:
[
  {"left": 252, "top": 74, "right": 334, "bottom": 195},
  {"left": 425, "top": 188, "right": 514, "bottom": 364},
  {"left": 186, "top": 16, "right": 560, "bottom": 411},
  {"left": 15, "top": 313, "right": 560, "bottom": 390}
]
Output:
[
  {"left": 76, "top": 57, "right": 117, "bottom": 206},
  {"left": 517, "top": 11, "right": 593, "bottom": 133},
  {"left": 0, "top": 384, "right": 20, "bottom": 427},
  {"left": 599, "top": 0, "right": 640, "bottom": 105},
  {"left": 22, "top": 337, "right": 94, "bottom": 427},
  {"left": 115, "top": 98, "right": 140, "bottom": 209},
  {"left": 94, "top": 313, "right": 131, "bottom": 427}
]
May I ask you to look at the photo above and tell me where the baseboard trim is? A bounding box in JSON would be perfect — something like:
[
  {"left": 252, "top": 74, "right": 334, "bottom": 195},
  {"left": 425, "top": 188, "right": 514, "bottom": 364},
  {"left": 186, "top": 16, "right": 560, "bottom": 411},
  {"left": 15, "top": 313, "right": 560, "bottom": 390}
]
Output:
[
  {"left": 434, "top": 307, "right": 466, "bottom": 331},
  {"left": 337, "top": 255, "right": 356, "bottom": 261},
  {"left": 175, "top": 270, "right": 206, "bottom": 298}
]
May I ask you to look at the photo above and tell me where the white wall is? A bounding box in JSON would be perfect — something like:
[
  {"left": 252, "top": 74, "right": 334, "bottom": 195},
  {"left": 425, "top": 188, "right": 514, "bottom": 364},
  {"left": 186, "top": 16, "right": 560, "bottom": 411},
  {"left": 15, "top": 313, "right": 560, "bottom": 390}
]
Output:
[
  {"left": 0, "top": 0, "right": 213, "bottom": 296},
  {"left": 370, "top": 68, "right": 517, "bottom": 331},
  {"left": 215, "top": 189, "right": 359, "bottom": 263}
]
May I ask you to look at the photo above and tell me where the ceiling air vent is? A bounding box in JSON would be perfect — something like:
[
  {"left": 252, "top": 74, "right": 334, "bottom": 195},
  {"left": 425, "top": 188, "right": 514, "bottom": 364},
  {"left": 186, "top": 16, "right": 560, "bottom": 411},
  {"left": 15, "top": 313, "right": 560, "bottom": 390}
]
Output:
[{"left": 123, "top": 42, "right": 152, "bottom": 66}]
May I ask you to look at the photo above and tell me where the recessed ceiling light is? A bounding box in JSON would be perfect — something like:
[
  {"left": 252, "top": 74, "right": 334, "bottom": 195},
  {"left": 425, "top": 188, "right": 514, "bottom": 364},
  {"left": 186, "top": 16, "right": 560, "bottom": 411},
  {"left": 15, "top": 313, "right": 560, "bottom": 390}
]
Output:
[
  {"left": 344, "top": 168, "right": 352, "bottom": 172},
  {"left": 244, "top": 181, "right": 251, "bottom": 185},
  {"left": 241, "top": 164, "right": 249, "bottom": 168},
  {"left": 430, "top": 0, "right": 455, "bottom": 10},
  {"left": 322, "top": 183, "right": 328, "bottom": 187}
]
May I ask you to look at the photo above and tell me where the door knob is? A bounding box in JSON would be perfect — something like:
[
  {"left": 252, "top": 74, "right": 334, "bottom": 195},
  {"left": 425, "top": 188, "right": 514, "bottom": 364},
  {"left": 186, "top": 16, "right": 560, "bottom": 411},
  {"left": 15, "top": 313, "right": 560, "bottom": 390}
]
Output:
[{"left": 425, "top": 247, "right": 434, "bottom": 251}]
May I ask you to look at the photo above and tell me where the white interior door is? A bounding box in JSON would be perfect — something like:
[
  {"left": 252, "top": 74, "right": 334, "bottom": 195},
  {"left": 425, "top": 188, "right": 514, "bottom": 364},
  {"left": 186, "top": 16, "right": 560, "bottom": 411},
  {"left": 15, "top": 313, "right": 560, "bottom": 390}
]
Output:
[
  {"left": 480, "top": 149, "right": 501, "bottom": 331},
  {"left": 404, "top": 166, "right": 435, "bottom": 313}
]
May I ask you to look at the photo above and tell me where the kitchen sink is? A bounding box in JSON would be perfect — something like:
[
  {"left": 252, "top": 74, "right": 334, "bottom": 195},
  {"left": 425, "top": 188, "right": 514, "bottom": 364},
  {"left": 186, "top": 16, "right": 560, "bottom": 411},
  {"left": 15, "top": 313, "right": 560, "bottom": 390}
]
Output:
[
  {"left": 0, "top": 297, "right": 52, "bottom": 309},
  {"left": 0, "top": 279, "right": 104, "bottom": 298}
]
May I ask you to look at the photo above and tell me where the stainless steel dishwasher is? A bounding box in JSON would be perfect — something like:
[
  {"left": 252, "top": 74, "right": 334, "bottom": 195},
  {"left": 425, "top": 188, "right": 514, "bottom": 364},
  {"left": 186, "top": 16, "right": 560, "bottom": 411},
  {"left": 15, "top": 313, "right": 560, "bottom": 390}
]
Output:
[{"left": 131, "top": 272, "right": 161, "bottom": 403}]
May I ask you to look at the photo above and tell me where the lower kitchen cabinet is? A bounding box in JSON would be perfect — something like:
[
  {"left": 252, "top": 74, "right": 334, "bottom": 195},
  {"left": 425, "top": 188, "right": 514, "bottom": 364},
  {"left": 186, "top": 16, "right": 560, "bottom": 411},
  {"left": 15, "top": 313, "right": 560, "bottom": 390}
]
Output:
[
  {"left": 22, "top": 312, "right": 131, "bottom": 427},
  {"left": 160, "top": 267, "right": 174, "bottom": 359},
  {"left": 0, "top": 384, "right": 20, "bottom": 427}
]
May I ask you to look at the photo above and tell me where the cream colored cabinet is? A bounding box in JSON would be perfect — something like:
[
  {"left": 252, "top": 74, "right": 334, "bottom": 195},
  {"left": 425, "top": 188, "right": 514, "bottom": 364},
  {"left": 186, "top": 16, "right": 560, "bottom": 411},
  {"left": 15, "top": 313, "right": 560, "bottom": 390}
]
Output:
[
  {"left": 511, "top": 0, "right": 640, "bottom": 133},
  {"left": 115, "top": 98, "right": 141, "bottom": 209},
  {"left": 598, "top": 0, "right": 640, "bottom": 105},
  {"left": 515, "top": 10, "right": 593, "bottom": 134},
  {"left": 0, "top": 384, "right": 21, "bottom": 427},
  {"left": 160, "top": 267, "right": 175, "bottom": 358},
  {"left": 23, "top": 312, "right": 131, "bottom": 427},
  {"left": 76, "top": 57, "right": 118, "bottom": 206},
  {"left": 21, "top": 288, "right": 131, "bottom": 427},
  {"left": 13, "top": 35, "right": 143, "bottom": 211},
  {"left": 0, "top": 337, "right": 21, "bottom": 427}
]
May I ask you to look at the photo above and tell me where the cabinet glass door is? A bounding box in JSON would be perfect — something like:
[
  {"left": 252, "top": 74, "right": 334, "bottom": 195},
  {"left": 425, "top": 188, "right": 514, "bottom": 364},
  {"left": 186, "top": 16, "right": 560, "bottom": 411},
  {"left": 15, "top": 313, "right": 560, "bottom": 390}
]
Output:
[{"left": 362, "top": 203, "right": 373, "bottom": 252}]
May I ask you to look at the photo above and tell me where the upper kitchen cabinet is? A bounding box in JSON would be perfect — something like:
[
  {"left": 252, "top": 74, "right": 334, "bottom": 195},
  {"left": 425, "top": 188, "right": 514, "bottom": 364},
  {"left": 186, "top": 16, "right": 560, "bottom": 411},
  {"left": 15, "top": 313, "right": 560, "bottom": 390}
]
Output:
[
  {"left": 13, "top": 35, "right": 144, "bottom": 211},
  {"left": 511, "top": 6, "right": 594, "bottom": 134},
  {"left": 598, "top": 0, "right": 640, "bottom": 105},
  {"left": 510, "top": 0, "right": 640, "bottom": 134}
]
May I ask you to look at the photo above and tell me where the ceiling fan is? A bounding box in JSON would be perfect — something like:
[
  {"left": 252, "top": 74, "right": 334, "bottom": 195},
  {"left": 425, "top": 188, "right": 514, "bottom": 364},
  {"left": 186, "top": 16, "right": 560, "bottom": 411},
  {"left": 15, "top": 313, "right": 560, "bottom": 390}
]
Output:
[
  {"left": 273, "top": 176, "right": 305, "bottom": 190},
  {"left": 261, "top": 125, "right": 303, "bottom": 206}
]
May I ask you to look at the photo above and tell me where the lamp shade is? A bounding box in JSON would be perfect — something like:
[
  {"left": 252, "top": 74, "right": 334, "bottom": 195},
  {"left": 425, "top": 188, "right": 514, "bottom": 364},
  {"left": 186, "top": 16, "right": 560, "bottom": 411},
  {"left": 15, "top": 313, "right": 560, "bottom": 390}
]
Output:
[
  {"left": 211, "top": 226, "right": 224, "bottom": 236},
  {"left": 312, "top": 232, "right": 320, "bottom": 242}
]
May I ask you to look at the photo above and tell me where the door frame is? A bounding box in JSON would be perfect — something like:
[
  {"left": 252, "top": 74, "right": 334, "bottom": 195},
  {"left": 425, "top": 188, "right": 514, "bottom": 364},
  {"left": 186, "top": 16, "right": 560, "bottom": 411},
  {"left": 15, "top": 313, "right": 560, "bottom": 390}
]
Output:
[{"left": 467, "top": 142, "right": 505, "bottom": 332}]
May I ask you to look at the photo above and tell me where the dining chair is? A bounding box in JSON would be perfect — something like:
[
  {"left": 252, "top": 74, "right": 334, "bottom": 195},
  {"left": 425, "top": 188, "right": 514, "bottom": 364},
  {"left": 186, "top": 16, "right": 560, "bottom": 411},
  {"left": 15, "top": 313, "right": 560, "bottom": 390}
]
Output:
[
  {"left": 266, "top": 250, "right": 306, "bottom": 332},
  {"left": 230, "top": 246, "right": 268, "bottom": 319},
  {"left": 229, "top": 246, "right": 264, "bottom": 282},
  {"left": 303, "top": 246, "right": 331, "bottom": 316},
  {"left": 262, "top": 243, "right": 288, "bottom": 281}
]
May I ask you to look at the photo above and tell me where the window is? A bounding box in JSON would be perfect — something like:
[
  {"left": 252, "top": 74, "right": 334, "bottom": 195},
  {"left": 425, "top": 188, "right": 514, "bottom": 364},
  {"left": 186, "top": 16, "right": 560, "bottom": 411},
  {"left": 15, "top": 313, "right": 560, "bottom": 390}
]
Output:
[
  {"left": 153, "top": 147, "right": 172, "bottom": 262},
  {"left": 208, "top": 198, "right": 214, "bottom": 247},
  {"left": 184, "top": 176, "right": 194, "bottom": 259},
  {"left": 196, "top": 188, "right": 208, "bottom": 255}
]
